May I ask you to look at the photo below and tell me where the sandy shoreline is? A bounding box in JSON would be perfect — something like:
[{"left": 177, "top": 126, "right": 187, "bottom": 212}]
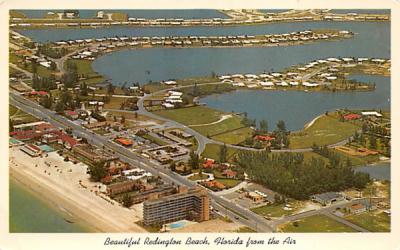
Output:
[{"left": 9, "top": 147, "right": 146, "bottom": 233}]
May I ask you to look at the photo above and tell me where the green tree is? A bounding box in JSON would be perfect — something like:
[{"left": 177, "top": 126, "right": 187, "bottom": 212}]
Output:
[
  {"left": 259, "top": 119, "right": 268, "bottom": 133},
  {"left": 122, "top": 193, "right": 133, "bottom": 208},
  {"left": 219, "top": 143, "right": 228, "bottom": 163},
  {"left": 276, "top": 120, "right": 286, "bottom": 132},
  {"left": 55, "top": 101, "right": 65, "bottom": 113},
  {"left": 50, "top": 61, "right": 57, "bottom": 71},
  {"left": 188, "top": 150, "right": 200, "bottom": 169},
  {"left": 107, "top": 83, "right": 114, "bottom": 95},
  {"left": 88, "top": 161, "right": 108, "bottom": 182},
  {"left": 369, "top": 135, "right": 377, "bottom": 149},
  {"left": 39, "top": 94, "right": 53, "bottom": 109}
]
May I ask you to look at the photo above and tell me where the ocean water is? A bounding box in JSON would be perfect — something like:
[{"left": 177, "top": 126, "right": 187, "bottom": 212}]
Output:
[{"left": 9, "top": 178, "right": 89, "bottom": 233}]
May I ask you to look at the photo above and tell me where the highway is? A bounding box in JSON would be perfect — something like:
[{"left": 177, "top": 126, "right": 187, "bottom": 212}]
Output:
[{"left": 10, "top": 91, "right": 275, "bottom": 232}]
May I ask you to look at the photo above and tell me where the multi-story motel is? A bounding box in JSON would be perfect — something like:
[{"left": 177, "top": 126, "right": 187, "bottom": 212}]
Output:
[{"left": 143, "top": 187, "right": 210, "bottom": 226}]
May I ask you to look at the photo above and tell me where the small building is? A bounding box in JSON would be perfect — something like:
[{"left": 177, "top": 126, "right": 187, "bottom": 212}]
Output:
[
  {"left": 255, "top": 135, "right": 275, "bottom": 142},
  {"left": 347, "top": 203, "right": 367, "bottom": 215},
  {"left": 311, "top": 192, "right": 344, "bottom": 205},
  {"left": 247, "top": 191, "right": 263, "bottom": 202},
  {"left": 343, "top": 114, "right": 361, "bottom": 121},
  {"left": 223, "top": 169, "right": 237, "bottom": 179},
  {"left": 203, "top": 180, "right": 225, "bottom": 190},
  {"left": 361, "top": 111, "right": 383, "bottom": 118},
  {"left": 65, "top": 110, "right": 79, "bottom": 120},
  {"left": 115, "top": 138, "right": 134, "bottom": 147},
  {"left": 203, "top": 158, "right": 215, "bottom": 169},
  {"left": 20, "top": 144, "right": 42, "bottom": 157},
  {"left": 106, "top": 180, "right": 137, "bottom": 196}
]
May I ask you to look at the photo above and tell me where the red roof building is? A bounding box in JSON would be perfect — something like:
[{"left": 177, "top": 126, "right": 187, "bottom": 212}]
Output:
[
  {"left": 116, "top": 138, "right": 133, "bottom": 147},
  {"left": 223, "top": 169, "right": 238, "bottom": 179},
  {"left": 255, "top": 135, "right": 275, "bottom": 141},
  {"left": 203, "top": 180, "right": 225, "bottom": 190},
  {"left": 65, "top": 110, "right": 79, "bottom": 120},
  {"left": 29, "top": 91, "right": 48, "bottom": 96},
  {"left": 10, "top": 130, "right": 44, "bottom": 141},
  {"left": 343, "top": 114, "right": 362, "bottom": 121},
  {"left": 101, "top": 176, "right": 113, "bottom": 184},
  {"left": 203, "top": 158, "right": 215, "bottom": 169}
]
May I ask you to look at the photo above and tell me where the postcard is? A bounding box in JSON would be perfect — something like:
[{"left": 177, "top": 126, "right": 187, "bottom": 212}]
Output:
[{"left": 1, "top": 0, "right": 398, "bottom": 249}]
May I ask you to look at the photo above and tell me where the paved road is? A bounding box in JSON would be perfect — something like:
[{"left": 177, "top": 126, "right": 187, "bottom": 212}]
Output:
[{"left": 10, "top": 91, "right": 275, "bottom": 232}]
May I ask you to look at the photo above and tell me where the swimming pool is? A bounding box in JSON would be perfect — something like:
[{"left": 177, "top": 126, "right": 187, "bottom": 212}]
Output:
[
  {"left": 165, "top": 220, "right": 197, "bottom": 230},
  {"left": 38, "top": 145, "right": 55, "bottom": 152}
]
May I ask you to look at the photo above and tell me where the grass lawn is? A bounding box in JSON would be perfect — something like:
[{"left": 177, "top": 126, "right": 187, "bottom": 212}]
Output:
[
  {"left": 301, "top": 151, "right": 330, "bottom": 164},
  {"left": 111, "top": 12, "right": 128, "bottom": 21},
  {"left": 188, "top": 173, "right": 209, "bottom": 181},
  {"left": 211, "top": 126, "right": 253, "bottom": 145},
  {"left": 215, "top": 178, "right": 241, "bottom": 188},
  {"left": 66, "top": 59, "right": 104, "bottom": 84},
  {"left": 334, "top": 149, "right": 379, "bottom": 166},
  {"left": 289, "top": 114, "right": 360, "bottom": 149},
  {"left": 10, "top": 10, "right": 26, "bottom": 18},
  {"left": 193, "top": 115, "right": 247, "bottom": 138},
  {"left": 9, "top": 66, "right": 21, "bottom": 76},
  {"left": 141, "top": 134, "right": 168, "bottom": 146},
  {"left": 10, "top": 105, "right": 39, "bottom": 124},
  {"left": 201, "top": 143, "right": 243, "bottom": 161},
  {"left": 9, "top": 105, "right": 19, "bottom": 116},
  {"left": 103, "top": 96, "right": 131, "bottom": 109},
  {"left": 279, "top": 214, "right": 357, "bottom": 232},
  {"left": 346, "top": 212, "right": 390, "bottom": 232},
  {"left": 251, "top": 204, "right": 296, "bottom": 218},
  {"left": 153, "top": 106, "right": 223, "bottom": 125}
]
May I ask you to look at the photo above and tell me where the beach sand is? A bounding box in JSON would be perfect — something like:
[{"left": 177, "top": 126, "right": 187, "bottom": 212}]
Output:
[{"left": 9, "top": 147, "right": 146, "bottom": 233}]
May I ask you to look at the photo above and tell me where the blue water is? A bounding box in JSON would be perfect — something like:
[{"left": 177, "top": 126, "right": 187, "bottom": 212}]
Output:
[
  {"left": 170, "top": 221, "right": 186, "bottom": 229},
  {"left": 17, "top": 20, "right": 390, "bottom": 131},
  {"left": 38, "top": 144, "right": 55, "bottom": 152},
  {"left": 355, "top": 162, "right": 390, "bottom": 181},
  {"left": 88, "top": 22, "right": 389, "bottom": 85},
  {"left": 10, "top": 178, "right": 89, "bottom": 232},
  {"left": 201, "top": 75, "right": 389, "bottom": 131},
  {"left": 18, "top": 20, "right": 389, "bottom": 44},
  {"left": 16, "top": 9, "right": 227, "bottom": 19}
]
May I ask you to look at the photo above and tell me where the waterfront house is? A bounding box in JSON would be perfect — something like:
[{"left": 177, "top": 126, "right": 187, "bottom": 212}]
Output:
[{"left": 343, "top": 114, "right": 361, "bottom": 121}]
